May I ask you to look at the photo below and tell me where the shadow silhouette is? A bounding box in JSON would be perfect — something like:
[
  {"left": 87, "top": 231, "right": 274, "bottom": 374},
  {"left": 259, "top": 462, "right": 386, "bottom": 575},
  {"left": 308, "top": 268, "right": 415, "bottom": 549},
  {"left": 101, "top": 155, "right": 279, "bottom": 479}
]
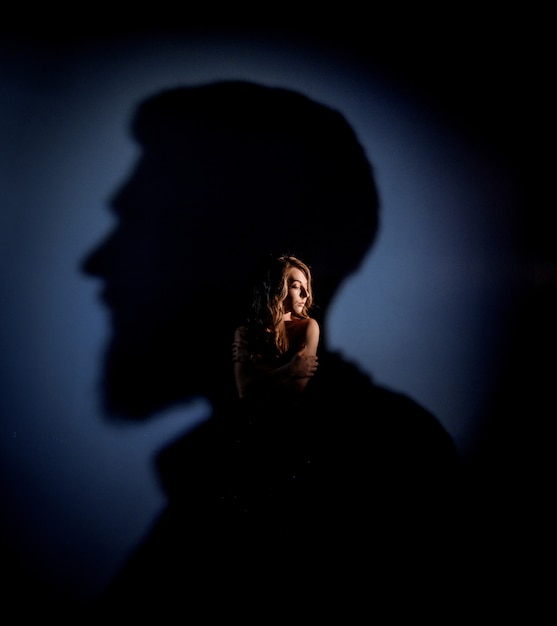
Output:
[{"left": 83, "top": 81, "right": 463, "bottom": 617}]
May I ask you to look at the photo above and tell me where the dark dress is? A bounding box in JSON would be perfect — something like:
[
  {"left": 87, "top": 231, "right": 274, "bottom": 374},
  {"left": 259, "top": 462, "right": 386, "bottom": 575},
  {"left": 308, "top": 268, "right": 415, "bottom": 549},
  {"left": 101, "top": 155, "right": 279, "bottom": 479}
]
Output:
[{"left": 96, "top": 350, "right": 464, "bottom": 618}]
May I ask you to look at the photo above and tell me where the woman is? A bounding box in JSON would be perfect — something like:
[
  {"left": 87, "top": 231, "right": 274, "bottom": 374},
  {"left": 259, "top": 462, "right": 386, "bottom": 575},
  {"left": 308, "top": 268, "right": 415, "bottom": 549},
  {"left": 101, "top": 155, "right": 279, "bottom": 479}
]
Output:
[{"left": 232, "top": 254, "right": 319, "bottom": 403}]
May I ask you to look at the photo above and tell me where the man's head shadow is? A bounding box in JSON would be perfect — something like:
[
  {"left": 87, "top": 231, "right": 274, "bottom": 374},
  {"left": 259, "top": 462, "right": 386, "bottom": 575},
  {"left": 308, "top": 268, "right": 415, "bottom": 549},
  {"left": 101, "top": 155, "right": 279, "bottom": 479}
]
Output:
[{"left": 82, "top": 80, "right": 379, "bottom": 420}]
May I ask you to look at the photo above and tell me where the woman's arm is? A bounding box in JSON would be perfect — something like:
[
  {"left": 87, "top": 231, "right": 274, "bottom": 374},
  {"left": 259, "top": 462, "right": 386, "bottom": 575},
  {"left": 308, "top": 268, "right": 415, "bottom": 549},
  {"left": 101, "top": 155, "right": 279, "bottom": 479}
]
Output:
[
  {"left": 232, "top": 319, "right": 319, "bottom": 400},
  {"left": 289, "top": 317, "right": 319, "bottom": 395}
]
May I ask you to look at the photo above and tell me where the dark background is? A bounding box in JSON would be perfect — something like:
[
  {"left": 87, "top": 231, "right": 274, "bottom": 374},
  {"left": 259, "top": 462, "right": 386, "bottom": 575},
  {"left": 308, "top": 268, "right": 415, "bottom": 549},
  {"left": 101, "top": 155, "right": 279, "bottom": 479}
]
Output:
[{"left": 1, "top": 8, "right": 553, "bottom": 609}]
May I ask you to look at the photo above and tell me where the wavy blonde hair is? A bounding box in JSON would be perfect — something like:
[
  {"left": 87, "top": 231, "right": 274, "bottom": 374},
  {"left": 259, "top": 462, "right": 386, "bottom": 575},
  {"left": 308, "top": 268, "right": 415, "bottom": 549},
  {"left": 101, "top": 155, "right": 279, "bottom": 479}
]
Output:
[{"left": 248, "top": 255, "right": 313, "bottom": 358}]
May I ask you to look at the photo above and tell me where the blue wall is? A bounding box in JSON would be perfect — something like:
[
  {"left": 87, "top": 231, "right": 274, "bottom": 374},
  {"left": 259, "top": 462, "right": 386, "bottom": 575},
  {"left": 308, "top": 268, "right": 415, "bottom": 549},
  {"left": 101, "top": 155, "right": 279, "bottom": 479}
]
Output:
[{"left": 0, "top": 32, "right": 524, "bottom": 602}]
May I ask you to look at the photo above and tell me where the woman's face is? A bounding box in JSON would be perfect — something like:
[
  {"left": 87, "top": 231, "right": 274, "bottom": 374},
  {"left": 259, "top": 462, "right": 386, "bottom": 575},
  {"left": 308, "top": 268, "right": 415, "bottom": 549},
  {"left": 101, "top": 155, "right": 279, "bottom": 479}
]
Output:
[{"left": 283, "top": 267, "right": 309, "bottom": 316}]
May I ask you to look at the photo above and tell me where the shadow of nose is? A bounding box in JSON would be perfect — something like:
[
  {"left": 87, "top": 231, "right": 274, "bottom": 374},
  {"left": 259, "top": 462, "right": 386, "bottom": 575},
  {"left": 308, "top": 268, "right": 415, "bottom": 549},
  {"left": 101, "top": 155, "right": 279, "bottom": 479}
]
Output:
[
  {"left": 80, "top": 251, "right": 96, "bottom": 277},
  {"left": 80, "top": 238, "right": 108, "bottom": 279}
]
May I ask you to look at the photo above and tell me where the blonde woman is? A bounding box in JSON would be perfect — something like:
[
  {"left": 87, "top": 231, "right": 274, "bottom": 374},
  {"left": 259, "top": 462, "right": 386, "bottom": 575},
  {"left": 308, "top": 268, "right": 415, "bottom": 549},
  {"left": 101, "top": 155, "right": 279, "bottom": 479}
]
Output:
[{"left": 232, "top": 254, "right": 319, "bottom": 403}]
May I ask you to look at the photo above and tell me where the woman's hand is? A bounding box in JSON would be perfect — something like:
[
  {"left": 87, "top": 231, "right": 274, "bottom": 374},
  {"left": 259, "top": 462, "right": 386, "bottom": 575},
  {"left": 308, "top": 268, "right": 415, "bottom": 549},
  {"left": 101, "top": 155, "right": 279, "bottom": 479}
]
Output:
[
  {"left": 232, "top": 328, "right": 249, "bottom": 363},
  {"left": 289, "top": 345, "right": 318, "bottom": 379}
]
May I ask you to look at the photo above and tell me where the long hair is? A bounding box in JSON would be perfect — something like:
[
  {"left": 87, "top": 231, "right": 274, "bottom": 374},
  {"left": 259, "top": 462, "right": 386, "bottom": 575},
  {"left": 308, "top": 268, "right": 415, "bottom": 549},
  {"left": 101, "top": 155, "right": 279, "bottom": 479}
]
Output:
[{"left": 247, "top": 255, "right": 313, "bottom": 359}]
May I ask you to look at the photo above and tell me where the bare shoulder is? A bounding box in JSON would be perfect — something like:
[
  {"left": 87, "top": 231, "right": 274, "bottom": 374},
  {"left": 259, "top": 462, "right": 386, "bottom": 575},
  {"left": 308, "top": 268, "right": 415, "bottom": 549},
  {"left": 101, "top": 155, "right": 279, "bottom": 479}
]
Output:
[
  {"left": 304, "top": 317, "right": 320, "bottom": 348},
  {"left": 305, "top": 317, "right": 320, "bottom": 336},
  {"left": 306, "top": 317, "right": 319, "bottom": 331},
  {"left": 293, "top": 316, "right": 319, "bottom": 335}
]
